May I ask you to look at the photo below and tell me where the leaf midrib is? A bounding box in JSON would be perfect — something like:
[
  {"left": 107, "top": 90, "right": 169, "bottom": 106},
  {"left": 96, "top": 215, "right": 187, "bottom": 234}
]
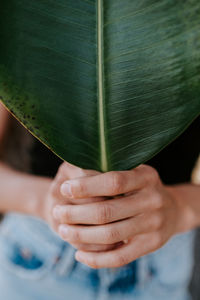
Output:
[{"left": 98, "top": 0, "right": 108, "bottom": 171}]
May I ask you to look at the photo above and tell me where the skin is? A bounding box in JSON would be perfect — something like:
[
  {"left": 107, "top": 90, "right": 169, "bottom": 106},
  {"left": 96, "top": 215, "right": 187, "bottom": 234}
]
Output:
[{"left": 1, "top": 102, "right": 200, "bottom": 269}]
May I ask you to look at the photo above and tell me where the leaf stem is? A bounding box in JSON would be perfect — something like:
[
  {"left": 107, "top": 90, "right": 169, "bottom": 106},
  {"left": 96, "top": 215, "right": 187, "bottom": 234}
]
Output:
[{"left": 98, "top": 0, "right": 108, "bottom": 172}]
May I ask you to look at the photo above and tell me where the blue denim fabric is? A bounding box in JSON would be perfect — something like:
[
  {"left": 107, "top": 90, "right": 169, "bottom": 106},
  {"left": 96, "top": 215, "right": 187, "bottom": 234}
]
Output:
[{"left": 0, "top": 213, "right": 194, "bottom": 300}]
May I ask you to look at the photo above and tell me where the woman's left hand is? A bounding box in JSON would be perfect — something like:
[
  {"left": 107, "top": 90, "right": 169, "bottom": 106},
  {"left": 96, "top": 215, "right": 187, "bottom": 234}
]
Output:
[{"left": 53, "top": 164, "right": 189, "bottom": 269}]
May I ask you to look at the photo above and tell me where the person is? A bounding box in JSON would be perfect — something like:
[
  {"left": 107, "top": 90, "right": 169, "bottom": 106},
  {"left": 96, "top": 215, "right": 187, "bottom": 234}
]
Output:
[{"left": 0, "top": 101, "right": 199, "bottom": 300}]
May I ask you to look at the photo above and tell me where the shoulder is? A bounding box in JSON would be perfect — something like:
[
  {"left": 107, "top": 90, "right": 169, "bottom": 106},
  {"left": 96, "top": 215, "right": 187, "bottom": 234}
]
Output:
[{"left": 0, "top": 103, "right": 9, "bottom": 143}]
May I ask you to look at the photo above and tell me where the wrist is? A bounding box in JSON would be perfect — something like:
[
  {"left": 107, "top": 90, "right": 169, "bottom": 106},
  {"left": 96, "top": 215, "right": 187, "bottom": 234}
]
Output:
[
  {"left": 0, "top": 162, "right": 52, "bottom": 219},
  {"left": 19, "top": 174, "right": 52, "bottom": 219},
  {"left": 166, "top": 184, "right": 197, "bottom": 233}
]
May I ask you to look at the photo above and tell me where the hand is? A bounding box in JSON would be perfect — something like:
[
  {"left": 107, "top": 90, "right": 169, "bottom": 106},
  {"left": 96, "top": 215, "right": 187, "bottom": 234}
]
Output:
[
  {"left": 42, "top": 161, "right": 121, "bottom": 252},
  {"left": 54, "top": 165, "right": 189, "bottom": 269}
]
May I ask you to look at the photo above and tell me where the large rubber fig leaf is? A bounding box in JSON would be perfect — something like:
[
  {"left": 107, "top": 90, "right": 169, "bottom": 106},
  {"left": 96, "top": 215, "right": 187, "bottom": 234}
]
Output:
[{"left": 0, "top": 1, "right": 200, "bottom": 171}]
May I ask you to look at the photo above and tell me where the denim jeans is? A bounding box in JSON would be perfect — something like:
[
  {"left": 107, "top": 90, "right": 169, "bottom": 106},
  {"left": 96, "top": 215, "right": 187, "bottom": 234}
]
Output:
[{"left": 0, "top": 213, "right": 194, "bottom": 300}]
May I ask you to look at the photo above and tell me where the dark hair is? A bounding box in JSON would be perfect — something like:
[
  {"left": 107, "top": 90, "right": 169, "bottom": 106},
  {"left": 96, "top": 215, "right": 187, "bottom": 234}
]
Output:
[{"left": 1, "top": 115, "right": 33, "bottom": 172}]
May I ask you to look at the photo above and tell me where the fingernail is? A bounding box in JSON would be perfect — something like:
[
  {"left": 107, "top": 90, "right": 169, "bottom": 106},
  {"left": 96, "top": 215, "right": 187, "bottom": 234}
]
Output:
[
  {"left": 58, "top": 225, "right": 69, "bottom": 237},
  {"left": 53, "top": 206, "right": 60, "bottom": 220},
  {"left": 75, "top": 251, "right": 83, "bottom": 262},
  {"left": 60, "top": 182, "right": 73, "bottom": 198},
  {"left": 123, "top": 239, "right": 129, "bottom": 244}
]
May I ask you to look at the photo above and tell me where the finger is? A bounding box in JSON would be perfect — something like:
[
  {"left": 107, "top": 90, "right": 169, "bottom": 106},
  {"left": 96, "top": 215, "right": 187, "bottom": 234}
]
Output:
[
  {"left": 53, "top": 191, "right": 162, "bottom": 224},
  {"left": 75, "top": 232, "right": 163, "bottom": 269},
  {"left": 70, "top": 242, "right": 123, "bottom": 252},
  {"left": 58, "top": 213, "right": 160, "bottom": 245},
  {"left": 60, "top": 167, "right": 152, "bottom": 199},
  {"left": 56, "top": 161, "right": 100, "bottom": 182},
  {"left": 52, "top": 162, "right": 105, "bottom": 204}
]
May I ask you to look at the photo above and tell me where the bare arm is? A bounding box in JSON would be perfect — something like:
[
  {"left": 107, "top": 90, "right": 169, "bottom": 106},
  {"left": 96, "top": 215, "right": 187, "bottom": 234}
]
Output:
[
  {"left": 168, "top": 183, "right": 200, "bottom": 232},
  {"left": 0, "top": 103, "right": 51, "bottom": 218},
  {"left": 0, "top": 105, "right": 9, "bottom": 141}
]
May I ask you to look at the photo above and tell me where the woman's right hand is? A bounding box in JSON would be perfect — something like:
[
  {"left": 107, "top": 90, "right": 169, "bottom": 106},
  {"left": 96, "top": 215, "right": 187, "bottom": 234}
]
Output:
[
  {"left": 42, "top": 161, "right": 119, "bottom": 252},
  {"left": 43, "top": 161, "right": 99, "bottom": 231}
]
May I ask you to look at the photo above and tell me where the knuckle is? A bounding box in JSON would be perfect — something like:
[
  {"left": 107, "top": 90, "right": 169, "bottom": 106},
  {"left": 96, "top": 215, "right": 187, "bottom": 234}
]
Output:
[
  {"left": 88, "top": 257, "right": 99, "bottom": 269},
  {"left": 151, "top": 213, "right": 163, "bottom": 230},
  {"left": 62, "top": 207, "right": 73, "bottom": 223},
  {"left": 144, "top": 166, "right": 159, "bottom": 186},
  {"left": 115, "top": 253, "right": 128, "bottom": 267},
  {"left": 96, "top": 204, "right": 113, "bottom": 224},
  {"left": 78, "top": 168, "right": 88, "bottom": 177},
  {"left": 109, "top": 172, "right": 124, "bottom": 195},
  {"left": 105, "top": 228, "right": 121, "bottom": 243},
  {"left": 136, "top": 164, "right": 150, "bottom": 174},
  {"left": 71, "top": 229, "right": 81, "bottom": 243},
  {"left": 58, "top": 163, "right": 67, "bottom": 176},
  {"left": 72, "top": 181, "right": 85, "bottom": 197},
  {"left": 151, "top": 193, "right": 164, "bottom": 209},
  {"left": 87, "top": 169, "right": 101, "bottom": 176},
  {"left": 150, "top": 168, "right": 160, "bottom": 185},
  {"left": 150, "top": 232, "right": 163, "bottom": 250},
  {"left": 51, "top": 183, "right": 58, "bottom": 198}
]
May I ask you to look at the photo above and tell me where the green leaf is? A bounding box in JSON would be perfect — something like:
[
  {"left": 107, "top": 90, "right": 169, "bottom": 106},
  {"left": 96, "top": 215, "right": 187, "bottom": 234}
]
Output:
[{"left": 0, "top": 0, "right": 200, "bottom": 171}]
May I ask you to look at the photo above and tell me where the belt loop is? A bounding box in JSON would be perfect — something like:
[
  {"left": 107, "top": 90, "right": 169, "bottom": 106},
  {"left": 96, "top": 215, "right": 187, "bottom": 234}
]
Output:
[
  {"left": 54, "top": 243, "right": 76, "bottom": 277},
  {"left": 137, "top": 256, "right": 150, "bottom": 289}
]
